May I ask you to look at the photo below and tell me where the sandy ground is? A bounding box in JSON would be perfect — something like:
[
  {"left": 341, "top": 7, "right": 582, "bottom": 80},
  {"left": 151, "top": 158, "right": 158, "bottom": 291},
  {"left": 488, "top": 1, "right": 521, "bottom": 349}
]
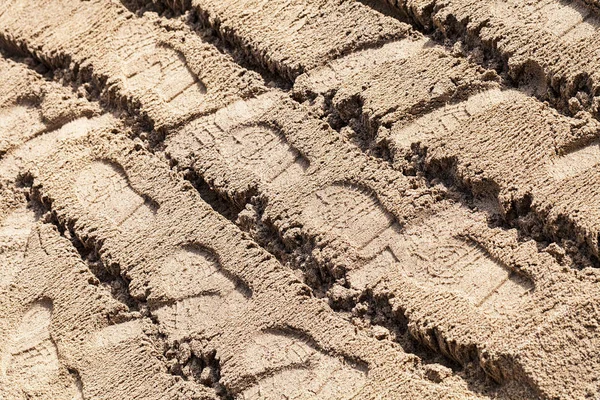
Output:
[{"left": 1, "top": 0, "right": 600, "bottom": 399}]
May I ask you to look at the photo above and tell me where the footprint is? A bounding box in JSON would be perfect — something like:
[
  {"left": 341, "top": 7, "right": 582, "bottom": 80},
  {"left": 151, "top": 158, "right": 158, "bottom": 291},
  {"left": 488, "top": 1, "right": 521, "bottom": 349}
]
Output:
[
  {"left": 0, "top": 205, "right": 37, "bottom": 289},
  {"left": 114, "top": 24, "right": 206, "bottom": 115},
  {"left": 0, "top": 105, "right": 45, "bottom": 155},
  {"left": 391, "top": 89, "right": 519, "bottom": 151},
  {"left": 305, "top": 183, "right": 400, "bottom": 253},
  {"left": 217, "top": 125, "right": 309, "bottom": 188},
  {"left": 307, "top": 185, "right": 532, "bottom": 317},
  {"left": 149, "top": 248, "right": 367, "bottom": 398},
  {"left": 1, "top": 300, "right": 81, "bottom": 399},
  {"left": 238, "top": 331, "right": 366, "bottom": 399},
  {"left": 75, "top": 161, "right": 157, "bottom": 231},
  {"left": 152, "top": 246, "right": 249, "bottom": 338}
]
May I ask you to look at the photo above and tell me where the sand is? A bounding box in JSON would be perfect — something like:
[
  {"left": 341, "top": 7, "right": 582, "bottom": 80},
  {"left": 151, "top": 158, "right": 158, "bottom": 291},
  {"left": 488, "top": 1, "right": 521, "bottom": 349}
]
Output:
[{"left": 1, "top": 0, "right": 599, "bottom": 399}]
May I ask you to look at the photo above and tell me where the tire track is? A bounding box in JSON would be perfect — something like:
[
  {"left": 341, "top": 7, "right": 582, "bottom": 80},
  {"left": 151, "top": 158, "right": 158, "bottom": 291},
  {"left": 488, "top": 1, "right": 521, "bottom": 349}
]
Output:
[
  {"left": 295, "top": 32, "right": 600, "bottom": 268},
  {"left": 2, "top": 0, "right": 600, "bottom": 398},
  {"left": 137, "top": 0, "right": 600, "bottom": 271},
  {"left": 368, "top": 0, "right": 600, "bottom": 118},
  {"left": 138, "top": 0, "right": 413, "bottom": 81},
  {"left": 0, "top": 56, "right": 218, "bottom": 399},
  {"left": 0, "top": 0, "right": 265, "bottom": 132},
  {"left": 24, "top": 129, "right": 486, "bottom": 399},
  {"left": 163, "top": 89, "right": 600, "bottom": 398},
  {"left": 0, "top": 221, "right": 217, "bottom": 400},
  {"left": 0, "top": 19, "right": 481, "bottom": 397},
  {"left": 115, "top": 1, "right": 600, "bottom": 397}
]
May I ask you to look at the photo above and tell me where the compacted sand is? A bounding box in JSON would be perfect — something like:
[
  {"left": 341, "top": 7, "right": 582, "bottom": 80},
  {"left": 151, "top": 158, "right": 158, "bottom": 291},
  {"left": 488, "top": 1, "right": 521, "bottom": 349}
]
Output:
[{"left": 1, "top": 0, "right": 600, "bottom": 399}]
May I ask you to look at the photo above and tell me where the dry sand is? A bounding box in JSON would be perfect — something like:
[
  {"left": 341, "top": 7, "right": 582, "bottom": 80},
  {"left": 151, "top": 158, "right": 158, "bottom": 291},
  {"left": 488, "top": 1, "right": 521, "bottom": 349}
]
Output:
[{"left": 1, "top": 0, "right": 600, "bottom": 399}]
